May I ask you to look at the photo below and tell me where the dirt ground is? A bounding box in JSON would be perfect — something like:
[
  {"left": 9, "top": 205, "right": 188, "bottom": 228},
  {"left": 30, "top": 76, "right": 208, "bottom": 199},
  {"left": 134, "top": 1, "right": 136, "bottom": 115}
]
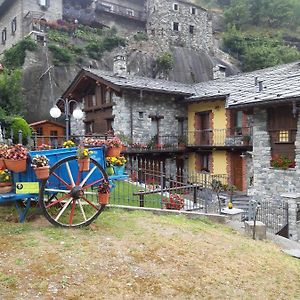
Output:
[{"left": 0, "top": 207, "right": 300, "bottom": 299}]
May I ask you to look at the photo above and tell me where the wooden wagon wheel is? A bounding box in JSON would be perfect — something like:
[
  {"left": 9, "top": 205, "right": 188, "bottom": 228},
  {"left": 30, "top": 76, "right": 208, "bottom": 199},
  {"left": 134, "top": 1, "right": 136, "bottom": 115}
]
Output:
[{"left": 39, "top": 155, "right": 109, "bottom": 228}]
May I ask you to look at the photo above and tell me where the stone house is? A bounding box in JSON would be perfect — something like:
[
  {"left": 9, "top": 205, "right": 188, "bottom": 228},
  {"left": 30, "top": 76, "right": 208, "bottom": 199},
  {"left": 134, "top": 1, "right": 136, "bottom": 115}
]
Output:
[
  {"left": 0, "top": 0, "right": 63, "bottom": 54},
  {"left": 191, "top": 61, "right": 300, "bottom": 199},
  {"left": 61, "top": 56, "right": 194, "bottom": 175}
]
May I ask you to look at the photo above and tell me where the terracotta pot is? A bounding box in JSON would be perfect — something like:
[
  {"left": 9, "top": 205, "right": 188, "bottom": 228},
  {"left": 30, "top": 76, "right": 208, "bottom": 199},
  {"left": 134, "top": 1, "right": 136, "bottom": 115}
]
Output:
[
  {"left": 106, "top": 147, "right": 121, "bottom": 157},
  {"left": 0, "top": 158, "right": 6, "bottom": 170},
  {"left": 4, "top": 158, "right": 27, "bottom": 173},
  {"left": 98, "top": 192, "right": 110, "bottom": 205},
  {"left": 34, "top": 166, "right": 50, "bottom": 180},
  {"left": 78, "top": 158, "right": 90, "bottom": 172},
  {"left": 0, "top": 182, "right": 12, "bottom": 194}
]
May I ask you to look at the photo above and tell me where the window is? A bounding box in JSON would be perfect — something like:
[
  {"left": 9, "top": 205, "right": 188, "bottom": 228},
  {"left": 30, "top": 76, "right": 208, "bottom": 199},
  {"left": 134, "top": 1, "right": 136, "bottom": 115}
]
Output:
[
  {"left": 191, "top": 7, "right": 197, "bottom": 15},
  {"left": 196, "top": 153, "right": 210, "bottom": 172},
  {"left": 173, "top": 22, "right": 179, "bottom": 31},
  {"left": 278, "top": 130, "right": 289, "bottom": 143},
  {"left": 138, "top": 112, "right": 144, "bottom": 119},
  {"left": 11, "top": 17, "right": 17, "bottom": 34},
  {"left": 173, "top": 3, "right": 179, "bottom": 11},
  {"left": 2, "top": 28, "right": 7, "bottom": 44},
  {"left": 36, "top": 127, "right": 43, "bottom": 135},
  {"left": 39, "top": 0, "right": 50, "bottom": 7},
  {"left": 106, "top": 119, "right": 114, "bottom": 132},
  {"left": 189, "top": 25, "right": 194, "bottom": 34},
  {"left": 86, "top": 121, "right": 94, "bottom": 134},
  {"left": 126, "top": 9, "right": 134, "bottom": 17}
]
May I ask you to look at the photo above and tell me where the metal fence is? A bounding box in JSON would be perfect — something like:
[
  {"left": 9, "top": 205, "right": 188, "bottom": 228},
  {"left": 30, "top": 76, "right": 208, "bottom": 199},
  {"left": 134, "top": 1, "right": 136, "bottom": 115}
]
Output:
[{"left": 248, "top": 200, "right": 289, "bottom": 235}]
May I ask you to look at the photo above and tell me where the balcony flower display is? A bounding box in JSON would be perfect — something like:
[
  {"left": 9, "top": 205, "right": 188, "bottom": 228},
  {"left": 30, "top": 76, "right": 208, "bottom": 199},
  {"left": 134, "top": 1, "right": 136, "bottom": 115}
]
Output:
[
  {"left": 271, "top": 155, "right": 295, "bottom": 170},
  {"left": 3, "top": 144, "right": 28, "bottom": 173},
  {"left": 31, "top": 155, "right": 50, "bottom": 180},
  {"left": 37, "top": 144, "right": 52, "bottom": 150},
  {"left": 83, "top": 137, "right": 106, "bottom": 147}
]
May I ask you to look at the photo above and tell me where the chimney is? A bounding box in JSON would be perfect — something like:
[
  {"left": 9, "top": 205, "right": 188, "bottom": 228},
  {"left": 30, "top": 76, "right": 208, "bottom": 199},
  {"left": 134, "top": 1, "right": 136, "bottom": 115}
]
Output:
[
  {"left": 113, "top": 54, "right": 127, "bottom": 77},
  {"left": 213, "top": 64, "right": 226, "bottom": 80},
  {"left": 258, "top": 80, "right": 263, "bottom": 92}
]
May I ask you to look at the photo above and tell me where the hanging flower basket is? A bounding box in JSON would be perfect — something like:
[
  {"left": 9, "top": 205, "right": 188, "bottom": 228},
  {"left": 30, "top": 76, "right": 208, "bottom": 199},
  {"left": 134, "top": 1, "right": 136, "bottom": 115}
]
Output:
[
  {"left": 0, "top": 158, "right": 6, "bottom": 170},
  {"left": 98, "top": 192, "right": 110, "bottom": 205},
  {"left": 78, "top": 158, "right": 90, "bottom": 172},
  {"left": 0, "top": 182, "right": 12, "bottom": 194},
  {"left": 106, "top": 147, "right": 122, "bottom": 157},
  {"left": 34, "top": 166, "right": 50, "bottom": 180},
  {"left": 4, "top": 158, "right": 27, "bottom": 173}
]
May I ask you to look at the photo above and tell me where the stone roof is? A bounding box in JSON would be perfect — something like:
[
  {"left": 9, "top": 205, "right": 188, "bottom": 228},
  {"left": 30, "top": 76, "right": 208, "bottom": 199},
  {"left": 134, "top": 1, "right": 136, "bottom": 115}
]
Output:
[
  {"left": 189, "top": 61, "right": 300, "bottom": 108},
  {"left": 83, "top": 68, "right": 195, "bottom": 95}
]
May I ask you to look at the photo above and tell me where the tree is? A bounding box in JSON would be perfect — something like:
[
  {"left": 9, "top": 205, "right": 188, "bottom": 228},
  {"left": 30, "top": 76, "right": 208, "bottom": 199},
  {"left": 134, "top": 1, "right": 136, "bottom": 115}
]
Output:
[{"left": 0, "top": 69, "right": 24, "bottom": 116}]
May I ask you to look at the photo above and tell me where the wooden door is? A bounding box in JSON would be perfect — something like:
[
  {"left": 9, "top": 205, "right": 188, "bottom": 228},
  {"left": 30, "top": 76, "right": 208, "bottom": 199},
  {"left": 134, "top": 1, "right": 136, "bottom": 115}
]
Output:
[
  {"left": 231, "top": 152, "right": 243, "bottom": 191},
  {"left": 195, "top": 112, "right": 211, "bottom": 145}
]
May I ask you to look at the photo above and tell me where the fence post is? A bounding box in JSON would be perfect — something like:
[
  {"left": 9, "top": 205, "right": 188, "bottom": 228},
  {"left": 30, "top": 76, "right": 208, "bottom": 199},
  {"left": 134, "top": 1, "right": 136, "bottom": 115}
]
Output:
[
  {"left": 139, "top": 191, "right": 144, "bottom": 207},
  {"left": 193, "top": 185, "right": 197, "bottom": 204},
  {"left": 18, "top": 130, "right": 22, "bottom": 144}
]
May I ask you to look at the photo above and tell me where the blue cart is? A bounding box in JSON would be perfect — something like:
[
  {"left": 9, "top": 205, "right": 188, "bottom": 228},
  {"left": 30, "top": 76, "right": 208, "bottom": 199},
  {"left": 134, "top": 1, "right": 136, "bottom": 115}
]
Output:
[{"left": 0, "top": 147, "right": 123, "bottom": 228}]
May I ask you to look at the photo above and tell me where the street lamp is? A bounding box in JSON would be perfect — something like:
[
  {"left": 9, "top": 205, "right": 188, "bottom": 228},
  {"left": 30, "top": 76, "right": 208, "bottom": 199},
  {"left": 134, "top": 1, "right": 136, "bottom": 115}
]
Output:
[{"left": 50, "top": 98, "right": 83, "bottom": 140}]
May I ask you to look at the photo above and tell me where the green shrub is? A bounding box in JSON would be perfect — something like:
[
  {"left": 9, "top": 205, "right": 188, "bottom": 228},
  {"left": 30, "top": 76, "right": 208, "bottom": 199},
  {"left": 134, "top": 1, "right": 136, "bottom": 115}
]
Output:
[
  {"left": 134, "top": 31, "right": 148, "bottom": 42},
  {"left": 48, "top": 44, "right": 73, "bottom": 66},
  {"left": 85, "top": 42, "right": 103, "bottom": 60},
  {"left": 155, "top": 52, "right": 174, "bottom": 74},
  {"left": 68, "top": 44, "right": 85, "bottom": 55},
  {"left": 48, "top": 29, "right": 70, "bottom": 45},
  {"left": 102, "top": 36, "right": 126, "bottom": 52},
  {"left": 1, "top": 38, "right": 37, "bottom": 69},
  {"left": 10, "top": 117, "right": 32, "bottom": 144}
]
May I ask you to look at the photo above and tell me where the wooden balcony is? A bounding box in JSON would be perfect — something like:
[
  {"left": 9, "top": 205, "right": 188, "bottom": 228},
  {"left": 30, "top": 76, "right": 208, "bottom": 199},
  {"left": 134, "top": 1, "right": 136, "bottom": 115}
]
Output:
[
  {"left": 96, "top": 2, "right": 147, "bottom": 22},
  {"left": 187, "top": 128, "right": 253, "bottom": 148}
]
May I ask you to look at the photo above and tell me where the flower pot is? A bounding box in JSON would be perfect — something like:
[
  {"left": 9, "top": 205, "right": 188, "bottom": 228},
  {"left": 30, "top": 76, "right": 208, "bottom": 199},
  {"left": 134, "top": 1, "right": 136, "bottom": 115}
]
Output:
[
  {"left": 4, "top": 158, "right": 27, "bottom": 173},
  {"left": 98, "top": 192, "right": 110, "bottom": 205},
  {"left": 106, "top": 166, "right": 114, "bottom": 176},
  {"left": 78, "top": 158, "right": 90, "bottom": 172},
  {"left": 0, "top": 182, "right": 12, "bottom": 194},
  {"left": 106, "top": 147, "right": 121, "bottom": 157},
  {"left": 113, "top": 165, "right": 125, "bottom": 176},
  {"left": 0, "top": 158, "right": 6, "bottom": 170},
  {"left": 34, "top": 166, "right": 50, "bottom": 180}
]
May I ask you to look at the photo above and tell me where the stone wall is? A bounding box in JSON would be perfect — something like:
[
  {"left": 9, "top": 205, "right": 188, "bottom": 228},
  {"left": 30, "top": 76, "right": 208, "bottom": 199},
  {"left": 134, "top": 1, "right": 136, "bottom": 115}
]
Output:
[
  {"left": 112, "top": 89, "right": 187, "bottom": 144},
  {"left": 146, "top": 0, "right": 213, "bottom": 53},
  {"left": 252, "top": 108, "right": 300, "bottom": 202}
]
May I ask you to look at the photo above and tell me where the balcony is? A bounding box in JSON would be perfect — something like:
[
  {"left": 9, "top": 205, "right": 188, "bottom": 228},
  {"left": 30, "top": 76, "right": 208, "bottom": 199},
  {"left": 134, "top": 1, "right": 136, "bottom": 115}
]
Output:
[
  {"left": 187, "top": 128, "right": 253, "bottom": 148},
  {"left": 126, "top": 135, "right": 187, "bottom": 153},
  {"left": 96, "top": 2, "right": 147, "bottom": 22}
]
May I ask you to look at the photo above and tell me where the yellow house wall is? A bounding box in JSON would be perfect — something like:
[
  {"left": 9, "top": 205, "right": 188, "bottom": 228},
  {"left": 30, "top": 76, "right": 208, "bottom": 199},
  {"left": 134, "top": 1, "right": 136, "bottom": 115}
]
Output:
[{"left": 187, "top": 100, "right": 228, "bottom": 180}]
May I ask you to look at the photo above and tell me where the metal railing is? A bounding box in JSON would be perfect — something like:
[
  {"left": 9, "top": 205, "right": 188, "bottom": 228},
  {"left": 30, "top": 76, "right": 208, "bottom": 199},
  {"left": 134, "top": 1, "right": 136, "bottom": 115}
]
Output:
[
  {"left": 188, "top": 127, "right": 253, "bottom": 147},
  {"left": 96, "top": 2, "right": 147, "bottom": 22}
]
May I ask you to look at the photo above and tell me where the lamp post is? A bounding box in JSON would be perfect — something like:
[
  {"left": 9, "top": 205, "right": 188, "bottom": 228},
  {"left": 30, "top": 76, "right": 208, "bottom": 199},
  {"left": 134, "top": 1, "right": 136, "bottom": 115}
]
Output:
[{"left": 49, "top": 98, "right": 84, "bottom": 140}]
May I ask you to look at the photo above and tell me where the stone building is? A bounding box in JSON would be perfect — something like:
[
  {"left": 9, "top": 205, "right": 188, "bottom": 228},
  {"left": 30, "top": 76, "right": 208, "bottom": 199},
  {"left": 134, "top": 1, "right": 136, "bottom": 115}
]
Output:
[
  {"left": 0, "top": 0, "right": 63, "bottom": 54},
  {"left": 146, "top": 0, "right": 213, "bottom": 53}
]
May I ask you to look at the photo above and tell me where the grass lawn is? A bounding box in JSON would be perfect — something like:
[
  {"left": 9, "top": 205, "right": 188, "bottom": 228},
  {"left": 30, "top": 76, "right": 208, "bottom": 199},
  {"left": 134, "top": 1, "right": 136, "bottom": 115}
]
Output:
[
  {"left": 110, "top": 180, "right": 162, "bottom": 208},
  {"left": 0, "top": 206, "right": 300, "bottom": 299}
]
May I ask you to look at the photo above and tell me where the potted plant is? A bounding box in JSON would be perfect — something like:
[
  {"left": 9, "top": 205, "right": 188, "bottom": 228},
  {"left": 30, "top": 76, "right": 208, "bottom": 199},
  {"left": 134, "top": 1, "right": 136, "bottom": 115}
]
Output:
[
  {"left": 106, "top": 156, "right": 127, "bottom": 175},
  {"left": 77, "top": 147, "right": 93, "bottom": 172},
  {"left": 242, "top": 135, "right": 251, "bottom": 145},
  {"left": 106, "top": 136, "right": 123, "bottom": 157},
  {"left": 63, "top": 140, "right": 76, "bottom": 148},
  {"left": 0, "top": 144, "right": 8, "bottom": 170},
  {"left": 162, "top": 194, "right": 184, "bottom": 210},
  {"left": 98, "top": 181, "right": 110, "bottom": 205},
  {"left": 37, "top": 144, "right": 52, "bottom": 150},
  {"left": 31, "top": 155, "right": 50, "bottom": 180},
  {"left": 4, "top": 144, "right": 28, "bottom": 173},
  {"left": 0, "top": 169, "right": 12, "bottom": 193}
]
